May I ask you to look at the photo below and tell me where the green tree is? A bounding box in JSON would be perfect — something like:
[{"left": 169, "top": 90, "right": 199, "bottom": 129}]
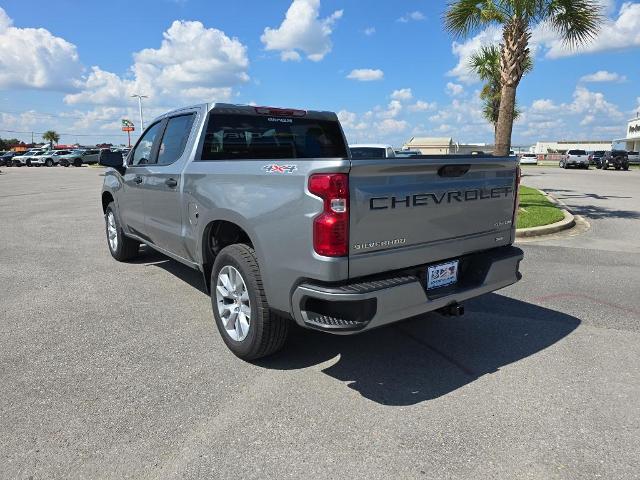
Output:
[
  {"left": 445, "top": 0, "right": 602, "bottom": 155},
  {"left": 469, "top": 45, "right": 532, "bottom": 137},
  {"left": 42, "top": 130, "right": 60, "bottom": 148}
]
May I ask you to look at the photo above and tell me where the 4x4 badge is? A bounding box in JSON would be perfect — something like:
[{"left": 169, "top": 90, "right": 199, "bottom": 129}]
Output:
[{"left": 263, "top": 164, "right": 297, "bottom": 174}]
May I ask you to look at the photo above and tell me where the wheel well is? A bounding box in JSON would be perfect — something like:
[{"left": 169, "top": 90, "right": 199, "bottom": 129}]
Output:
[
  {"left": 201, "top": 220, "right": 253, "bottom": 292},
  {"left": 102, "top": 192, "right": 114, "bottom": 213}
]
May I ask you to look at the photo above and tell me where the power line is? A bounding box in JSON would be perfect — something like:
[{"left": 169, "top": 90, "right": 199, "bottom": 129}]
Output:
[{"left": 0, "top": 129, "right": 130, "bottom": 138}]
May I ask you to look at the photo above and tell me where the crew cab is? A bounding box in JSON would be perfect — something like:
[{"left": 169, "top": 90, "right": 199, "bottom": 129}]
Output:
[
  {"left": 100, "top": 103, "right": 523, "bottom": 360},
  {"left": 560, "top": 150, "right": 589, "bottom": 169}
]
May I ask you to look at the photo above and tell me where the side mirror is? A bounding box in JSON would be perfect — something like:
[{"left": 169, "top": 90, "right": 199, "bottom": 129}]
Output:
[{"left": 99, "top": 151, "right": 125, "bottom": 173}]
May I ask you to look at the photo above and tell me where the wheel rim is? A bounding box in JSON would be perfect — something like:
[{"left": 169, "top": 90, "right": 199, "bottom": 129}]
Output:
[
  {"left": 107, "top": 212, "right": 118, "bottom": 251},
  {"left": 216, "top": 266, "right": 251, "bottom": 341}
]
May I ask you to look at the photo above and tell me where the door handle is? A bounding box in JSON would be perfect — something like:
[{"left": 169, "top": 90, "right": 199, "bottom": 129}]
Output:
[
  {"left": 134, "top": 176, "right": 143, "bottom": 184},
  {"left": 165, "top": 178, "right": 178, "bottom": 188}
]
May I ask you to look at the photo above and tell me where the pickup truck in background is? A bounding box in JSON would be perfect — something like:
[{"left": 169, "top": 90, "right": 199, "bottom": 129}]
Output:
[
  {"left": 100, "top": 103, "right": 523, "bottom": 360},
  {"left": 349, "top": 143, "right": 397, "bottom": 159},
  {"left": 560, "top": 149, "right": 589, "bottom": 169}
]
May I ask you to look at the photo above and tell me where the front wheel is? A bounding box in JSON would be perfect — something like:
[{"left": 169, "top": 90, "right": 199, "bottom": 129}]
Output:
[
  {"left": 211, "top": 244, "right": 289, "bottom": 361},
  {"left": 45, "top": 159, "right": 54, "bottom": 167},
  {"left": 105, "top": 203, "right": 139, "bottom": 261},
  {"left": 73, "top": 158, "right": 82, "bottom": 167}
]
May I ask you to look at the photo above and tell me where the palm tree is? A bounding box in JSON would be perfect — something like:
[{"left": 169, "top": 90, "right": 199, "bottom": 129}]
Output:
[
  {"left": 469, "top": 45, "right": 532, "bottom": 137},
  {"left": 42, "top": 130, "right": 60, "bottom": 148},
  {"left": 445, "top": 0, "right": 602, "bottom": 155}
]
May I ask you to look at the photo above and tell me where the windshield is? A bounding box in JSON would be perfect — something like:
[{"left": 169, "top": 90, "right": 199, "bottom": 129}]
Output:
[
  {"left": 350, "top": 147, "right": 386, "bottom": 159},
  {"left": 201, "top": 113, "right": 348, "bottom": 160},
  {"left": 568, "top": 150, "right": 587, "bottom": 155}
]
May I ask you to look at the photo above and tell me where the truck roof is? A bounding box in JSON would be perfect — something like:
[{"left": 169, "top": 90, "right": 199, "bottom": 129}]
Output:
[{"left": 153, "top": 103, "right": 340, "bottom": 124}]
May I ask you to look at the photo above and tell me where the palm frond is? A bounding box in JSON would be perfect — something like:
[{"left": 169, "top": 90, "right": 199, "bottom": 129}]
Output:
[
  {"left": 444, "top": 0, "right": 500, "bottom": 38},
  {"left": 545, "top": 0, "right": 602, "bottom": 47}
]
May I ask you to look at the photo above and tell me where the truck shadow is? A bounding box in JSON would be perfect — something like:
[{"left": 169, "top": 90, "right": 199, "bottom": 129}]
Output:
[
  {"left": 259, "top": 293, "right": 580, "bottom": 406},
  {"left": 133, "top": 249, "right": 580, "bottom": 406}
]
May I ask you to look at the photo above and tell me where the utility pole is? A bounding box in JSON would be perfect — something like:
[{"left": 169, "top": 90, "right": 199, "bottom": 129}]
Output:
[{"left": 131, "top": 94, "right": 148, "bottom": 130}]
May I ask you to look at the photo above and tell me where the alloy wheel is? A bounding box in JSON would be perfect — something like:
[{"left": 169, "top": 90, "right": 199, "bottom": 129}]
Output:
[{"left": 216, "top": 266, "right": 251, "bottom": 341}]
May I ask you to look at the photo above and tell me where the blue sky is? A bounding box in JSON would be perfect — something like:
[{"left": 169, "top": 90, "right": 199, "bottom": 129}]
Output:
[{"left": 0, "top": 0, "right": 639, "bottom": 147}]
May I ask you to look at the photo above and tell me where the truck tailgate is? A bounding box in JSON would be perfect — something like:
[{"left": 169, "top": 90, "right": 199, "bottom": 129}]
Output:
[{"left": 348, "top": 157, "right": 518, "bottom": 278}]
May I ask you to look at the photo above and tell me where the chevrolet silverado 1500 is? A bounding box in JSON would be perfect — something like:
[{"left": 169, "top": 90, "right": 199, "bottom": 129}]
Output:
[{"left": 100, "top": 103, "right": 523, "bottom": 360}]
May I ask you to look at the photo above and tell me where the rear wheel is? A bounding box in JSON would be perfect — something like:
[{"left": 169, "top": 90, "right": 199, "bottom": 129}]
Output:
[
  {"left": 105, "top": 202, "right": 139, "bottom": 261},
  {"left": 623, "top": 164, "right": 629, "bottom": 171},
  {"left": 73, "top": 158, "right": 82, "bottom": 167},
  {"left": 211, "top": 244, "right": 289, "bottom": 361},
  {"left": 45, "top": 158, "right": 54, "bottom": 167}
]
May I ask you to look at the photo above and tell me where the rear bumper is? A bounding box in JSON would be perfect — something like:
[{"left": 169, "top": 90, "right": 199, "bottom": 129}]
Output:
[{"left": 291, "top": 246, "right": 523, "bottom": 334}]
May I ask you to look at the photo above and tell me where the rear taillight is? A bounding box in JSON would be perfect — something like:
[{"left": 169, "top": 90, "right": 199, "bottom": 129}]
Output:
[
  {"left": 513, "top": 166, "right": 521, "bottom": 225},
  {"left": 308, "top": 173, "right": 349, "bottom": 257}
]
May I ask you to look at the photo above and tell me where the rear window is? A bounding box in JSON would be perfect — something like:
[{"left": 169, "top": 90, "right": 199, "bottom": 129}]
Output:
[
  {"left": 201, "top": 113, "right": 347, "bottom": 160},
  {"left": 350, "top": 147, "right": 386, "bottom": 159},
  {"left": 568, "top": 150, "right": 587, "bottom": 155}
]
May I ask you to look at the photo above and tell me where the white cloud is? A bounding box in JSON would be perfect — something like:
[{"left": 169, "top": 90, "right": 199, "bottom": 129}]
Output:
[
  {"left": 398, "top": 11, "right": 426, "bottom": 23},
  {"left": 364, "top": 27, "right": 376, "bottom": 36},
  {"left": 448, "top": 26, "right": 502, "bottom": 84},
  {"left": 0, "top": 7, "right": 82, "bottom": 91},
  {"left": 65, "top": 20, "right": 249, "bottom": 107},
  {"left": 408, "top": 100, "right": 437, "bottom": 112},
  {"left": 346, "top": 68, "right": 384, "bottom": 81},
  {"left": 377, "top": 118, "right": 409, "bottom": 134},
  {"left": 260, "top": 0, "right": 343, "bottom": 62},
  {"left": 378, "top": 100, "right": 403, "bottom": 118},
  {"left": 446, "top": 82, "right": 464, "bottom": 96},
  {"left": 390, "top": 88, "right": 413, "bottom": 101},
  {"left": 530, "top": 99, "right": 559, "bottom": 112},
  {"left": 579, "top": 70, "right": 626, "bottom": 83}
]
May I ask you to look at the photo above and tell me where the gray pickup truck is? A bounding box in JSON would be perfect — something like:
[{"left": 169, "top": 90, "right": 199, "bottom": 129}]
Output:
[{"left": 100, "top": 103, "right": 523, "bottom": 360}]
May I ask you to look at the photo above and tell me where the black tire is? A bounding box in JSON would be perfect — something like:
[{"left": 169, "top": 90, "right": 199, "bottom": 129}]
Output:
[
  {"left": 211, "top": 244, "right": 289, "bottom": 361},
  {"left": 73, "top": 158, "right": 82, "bottom": 167},
  {"left": 62, "top": 161, "right": 69, "bottom": 167},
  {"left": 602, "top": 162, "right": 608, "bottom": 170},
  {"left": 105, "top": 202, "right": 139, "bottom": 261},
  {"left": 26, "top": 160, "right": 32, "bottom": 167},
  {"left": 623, "top": 165, "right": 629, "bottom": 171},
  {"left": 45, "top": 158, "right": 54, "bottom": 167}
]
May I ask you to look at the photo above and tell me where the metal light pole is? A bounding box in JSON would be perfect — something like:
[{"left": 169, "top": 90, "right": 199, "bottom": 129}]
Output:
[{"left": 131, "top": 94, "right": 148, "bottom": 130}]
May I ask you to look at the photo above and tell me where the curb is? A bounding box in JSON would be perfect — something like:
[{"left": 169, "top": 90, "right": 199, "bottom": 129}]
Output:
[{"left": 515, "top": 189, "right": 576, "bottom": 238}]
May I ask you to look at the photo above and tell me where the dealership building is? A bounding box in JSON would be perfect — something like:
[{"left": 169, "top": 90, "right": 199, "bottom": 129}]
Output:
[{"left": 614, "top": 116, "right": 640, "bottom": 152}]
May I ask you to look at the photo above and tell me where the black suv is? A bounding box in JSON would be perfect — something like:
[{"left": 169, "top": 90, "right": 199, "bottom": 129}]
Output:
[
  {"left": 596, "top": 150, "right": 629, "bottom": 170},
  {"left": 588, "top": 150, "right": 605, "bottom": 166},
  {"left": 1, "top": 151, "right": 17, "bottom": 167}
]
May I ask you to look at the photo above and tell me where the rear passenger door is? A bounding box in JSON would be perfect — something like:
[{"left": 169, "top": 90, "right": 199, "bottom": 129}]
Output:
[{"left": 142, "top": 111, "right": 197, "bottom": 259}]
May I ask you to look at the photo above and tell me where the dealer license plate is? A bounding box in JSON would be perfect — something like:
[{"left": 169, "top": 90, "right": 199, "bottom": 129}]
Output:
[{"left": 427, "top": 260, "right": 459, "bottom": 290}]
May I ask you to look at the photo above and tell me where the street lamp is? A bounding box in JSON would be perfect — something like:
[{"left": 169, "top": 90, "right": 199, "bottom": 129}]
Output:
[{"left": 131, "top": 94, "right": 148, "bottom": 130}]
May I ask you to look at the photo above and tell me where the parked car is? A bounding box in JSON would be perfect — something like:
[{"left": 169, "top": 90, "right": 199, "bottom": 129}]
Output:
[
  {"left": 58, "top": 149, "right": 101, "bottom": 167},
  {"left": 560, "top": 149, "right": 589, "bottom": 169},
  {"left": 1, "top": 151, "right": 16, "bottom": 167},
  {"left": 349, "top": 144, "right": 396, "bottom": 159},
  {"left": 588, "top": 150, "right": 606, "bottom": 166},
  {"left": 13, "top": 149, "right": 47, "bottom": 166},
  {"left": 29, "top": 149, "right": 72, "bottom": 167},
  {"left": 519, "top": 153, "right": 538, "bottom": 165},
  {"left": 597, "top": 150, "right": 629, "bottom": 170},
  {"left": 99, "top": 103, "right": 523, "bottom": 360},
  {"left": 627, "top": 151, "right": 640, "bottom": 165}
]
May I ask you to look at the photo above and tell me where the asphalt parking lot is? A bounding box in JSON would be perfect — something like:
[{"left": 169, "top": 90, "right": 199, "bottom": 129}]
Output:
[{"left": 1, "top": 166, "right": 639, "bottom": 479}]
